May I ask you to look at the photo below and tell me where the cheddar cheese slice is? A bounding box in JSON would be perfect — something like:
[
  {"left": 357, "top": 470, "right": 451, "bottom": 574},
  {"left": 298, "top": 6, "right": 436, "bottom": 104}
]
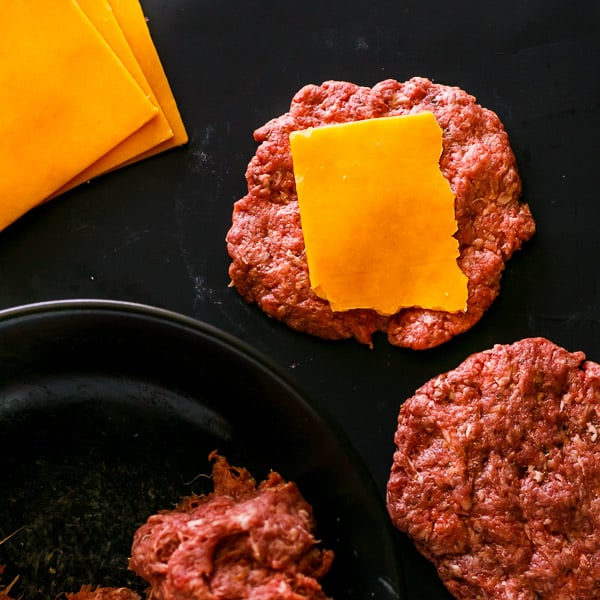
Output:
[
  {"left": 289, "top": 112, "right": 468, "bottom": 315},
  {"left": 0, "top": 0, "right": 158, "bottom": 231},
  {"left": 51, "top": 0, "right": 175, "bottom": 196},
  {"left": 108, "top": 0, "right": 188, "bottom": 160}
]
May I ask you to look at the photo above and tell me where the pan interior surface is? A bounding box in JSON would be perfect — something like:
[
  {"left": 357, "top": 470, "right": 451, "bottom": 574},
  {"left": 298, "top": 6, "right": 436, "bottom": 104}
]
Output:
[{"left": 0, "top": 300, "right": 403, "bottom": 599}]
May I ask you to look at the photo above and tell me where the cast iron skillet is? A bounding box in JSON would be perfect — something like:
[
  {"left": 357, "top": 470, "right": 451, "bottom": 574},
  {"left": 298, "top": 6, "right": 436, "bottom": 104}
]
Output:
[{"left": 0, "top": 299, "right": 403, "bottom": 598}]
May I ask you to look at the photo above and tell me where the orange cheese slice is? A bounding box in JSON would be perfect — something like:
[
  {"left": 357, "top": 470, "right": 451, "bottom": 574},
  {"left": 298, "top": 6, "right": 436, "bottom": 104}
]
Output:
[
  {"left": 289, "top": 112, "right": 468, "bottom": 315},
  {"left": 49, "top": 0, "right": 175, "bottom": 197},
  {"left": 108, "top": 0, "right": 188, "bottom": 161},
  {"left": 0, "top": 0, "right": 158, "bottom": 231}
]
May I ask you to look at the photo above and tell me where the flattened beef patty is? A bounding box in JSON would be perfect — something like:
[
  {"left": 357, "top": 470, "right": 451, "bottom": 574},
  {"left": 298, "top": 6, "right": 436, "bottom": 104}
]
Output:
[
  {"left": 226, "top": 78, "right": 535, "bottom": 349},
  {"left": 129, "top": 454, "right": 333, "bottom": 600},
  {"left": 387, "top": 338, "right": 600, "bottom": 599}
]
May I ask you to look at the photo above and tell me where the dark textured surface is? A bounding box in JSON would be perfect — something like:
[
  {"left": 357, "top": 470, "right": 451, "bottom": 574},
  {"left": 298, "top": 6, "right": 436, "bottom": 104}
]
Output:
[{"left": 0, "top": 1, "right": 598, "bottom": 598}]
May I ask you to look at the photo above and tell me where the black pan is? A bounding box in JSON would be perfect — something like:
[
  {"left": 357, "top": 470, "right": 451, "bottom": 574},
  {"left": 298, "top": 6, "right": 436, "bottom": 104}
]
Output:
[{"left": 0, "top": 299, "right": 403, "bottom": 598}]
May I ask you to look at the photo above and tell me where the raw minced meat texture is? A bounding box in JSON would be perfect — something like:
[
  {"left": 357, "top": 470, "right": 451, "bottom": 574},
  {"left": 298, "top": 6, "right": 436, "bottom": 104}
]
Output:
[
  {"left": 387, "top": 337, "right": 600, "bottom": 599},
  {"left": 226, "top": 77, "right": 535, "bottom": 349},
  {"left": 129, "top": 453, "right": 334, "bottom": 600}
]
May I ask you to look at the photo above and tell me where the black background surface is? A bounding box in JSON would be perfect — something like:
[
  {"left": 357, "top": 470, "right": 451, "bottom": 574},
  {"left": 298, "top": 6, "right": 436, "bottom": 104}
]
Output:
[{"left": 0, "top": 1, "right": 598, "bottom": 597}]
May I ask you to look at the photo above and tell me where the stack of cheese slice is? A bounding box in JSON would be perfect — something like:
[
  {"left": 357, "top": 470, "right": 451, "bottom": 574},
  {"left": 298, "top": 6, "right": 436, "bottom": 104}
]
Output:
[{"left": 0, "top": 0, "right": 188, "bottom": 232}]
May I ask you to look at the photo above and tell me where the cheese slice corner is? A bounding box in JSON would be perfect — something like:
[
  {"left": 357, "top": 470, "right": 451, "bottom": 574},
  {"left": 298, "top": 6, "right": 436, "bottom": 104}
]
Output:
[{"left": 108, "top": 0, "right": 189, "bottom": 156}]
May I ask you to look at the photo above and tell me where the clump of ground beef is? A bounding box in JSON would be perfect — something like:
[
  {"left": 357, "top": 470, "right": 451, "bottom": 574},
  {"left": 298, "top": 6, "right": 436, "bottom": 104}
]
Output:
[
  {"left": 387, "top": 337, "right": 600, "bottom": 599},
  {"left": 226, "top": 77, "right": 535, "bottom": 349},
  {"left": 129, "top": 453, "right": 334, "bottom": 600}
]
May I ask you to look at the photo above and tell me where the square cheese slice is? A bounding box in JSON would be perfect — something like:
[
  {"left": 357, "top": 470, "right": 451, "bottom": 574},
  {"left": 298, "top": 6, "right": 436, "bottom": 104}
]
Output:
[
  {"left": 290, "top": 112, "right": 469, "bottom": 315},
  {"left": 0, "top": 0, "right": 158, "bottom": 231}
]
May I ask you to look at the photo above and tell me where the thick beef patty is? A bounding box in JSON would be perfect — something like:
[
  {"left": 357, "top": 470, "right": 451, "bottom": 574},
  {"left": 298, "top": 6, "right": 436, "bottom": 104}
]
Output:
[
  {"left": 226, "top": 78, "right": 535, "bottom": 349},
  {"left": 387, "top": 338, "right": 600, "bottom": 599},
  {"left": 129, "top": 454, "right": 333, "bottom": 600}
]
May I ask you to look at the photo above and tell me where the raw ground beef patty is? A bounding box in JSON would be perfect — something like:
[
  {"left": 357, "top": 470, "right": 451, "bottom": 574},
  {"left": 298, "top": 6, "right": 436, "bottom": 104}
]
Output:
[
  {"left": 387, "top": 337, "right": 600, "bottom": 599},
  {"left": 226, "top": 77, "right": 535, "bottom": 349},
  {"left": 129, "top": 453, "right": 333, "bottom": 600}
]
